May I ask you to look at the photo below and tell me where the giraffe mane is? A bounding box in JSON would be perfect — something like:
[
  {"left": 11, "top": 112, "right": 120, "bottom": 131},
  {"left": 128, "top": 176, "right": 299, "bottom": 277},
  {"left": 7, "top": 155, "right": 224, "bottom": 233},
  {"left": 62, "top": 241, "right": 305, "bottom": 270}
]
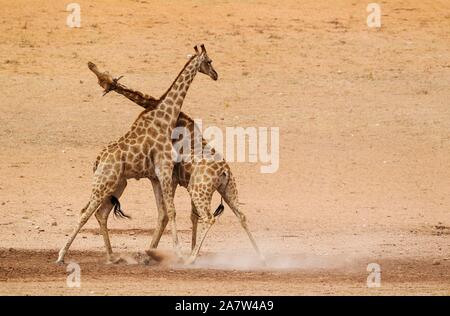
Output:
[{"left": 159, "top": 53, "right": 199, "bottom": 101}]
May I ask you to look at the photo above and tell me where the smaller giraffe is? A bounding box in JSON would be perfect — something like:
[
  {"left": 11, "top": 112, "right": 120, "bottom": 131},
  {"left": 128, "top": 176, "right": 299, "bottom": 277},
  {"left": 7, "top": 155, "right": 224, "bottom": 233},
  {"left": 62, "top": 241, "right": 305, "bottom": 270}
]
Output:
[{"left": 88, "top": 61, "right": 265, "bottom": 265}]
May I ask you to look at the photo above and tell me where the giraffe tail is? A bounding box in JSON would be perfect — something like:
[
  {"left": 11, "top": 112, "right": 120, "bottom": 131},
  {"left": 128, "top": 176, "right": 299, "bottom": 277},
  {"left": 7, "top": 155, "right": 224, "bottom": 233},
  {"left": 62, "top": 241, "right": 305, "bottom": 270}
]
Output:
[
  {"left": 213, "top": 170, "right": 230, "bottom": 218},
  {"left": 213, "top": 201, "right": 225, "bottom": 217},
  {"left": 111, "top": 196, "right": 131, "bottom": 219}
]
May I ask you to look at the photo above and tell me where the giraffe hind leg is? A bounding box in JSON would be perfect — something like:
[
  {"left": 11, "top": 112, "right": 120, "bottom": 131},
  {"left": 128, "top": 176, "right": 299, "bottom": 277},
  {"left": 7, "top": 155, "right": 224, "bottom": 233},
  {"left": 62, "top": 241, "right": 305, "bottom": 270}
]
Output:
[
  {"left": 56, "top": 168, "right": 122, "bottom": 264},
  {"left": 219, "top": 177, "right": 266, "bottom": 263},
  {"left": 190, "top": 202, "right": 199, "bottom": 251},
  {"left": 184, "top": 190, "right": 214, "bottom": 265},
  {"left": 95, "top": 180, "right": 128, "bottom": 263},
  {"left": 56, "top": 198, "right": 103, "bottom": 264}
]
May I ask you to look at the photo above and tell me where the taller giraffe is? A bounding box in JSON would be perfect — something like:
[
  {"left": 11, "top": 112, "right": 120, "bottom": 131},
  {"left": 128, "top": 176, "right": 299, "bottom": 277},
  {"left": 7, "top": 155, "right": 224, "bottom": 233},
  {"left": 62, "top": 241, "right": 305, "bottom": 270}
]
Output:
[
  {"left": 56, "top": 45, "right": 218, "bottom": 264},
  {"left": 88, "top": 62, "right": 265, "bottom": 264}
]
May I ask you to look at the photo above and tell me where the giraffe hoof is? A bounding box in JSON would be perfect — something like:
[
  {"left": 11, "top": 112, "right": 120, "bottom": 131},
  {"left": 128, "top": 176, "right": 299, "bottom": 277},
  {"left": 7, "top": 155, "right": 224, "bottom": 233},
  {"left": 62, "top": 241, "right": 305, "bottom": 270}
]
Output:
[
  {"left": 184, "top": 257, "right": 196, "bottom": 265},
  {"left": 105, "top": 255, "right": 123, "bottom": 264},
  {"left": 55, "top": 259, "right": 65, "bottom": 265}
]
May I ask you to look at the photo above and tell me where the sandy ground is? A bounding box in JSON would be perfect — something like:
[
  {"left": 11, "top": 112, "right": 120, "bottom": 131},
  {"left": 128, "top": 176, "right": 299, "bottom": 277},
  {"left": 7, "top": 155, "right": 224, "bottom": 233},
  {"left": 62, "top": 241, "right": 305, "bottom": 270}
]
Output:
[{"left": 0, "top": 0, "right": 449, "bottom": 295}]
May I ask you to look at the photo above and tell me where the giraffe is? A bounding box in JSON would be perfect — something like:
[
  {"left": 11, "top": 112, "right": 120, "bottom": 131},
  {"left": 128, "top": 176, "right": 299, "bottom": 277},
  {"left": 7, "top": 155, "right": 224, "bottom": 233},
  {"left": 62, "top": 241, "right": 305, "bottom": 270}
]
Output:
[
  {"left": 87, "top": 61, "right": 265, "bottom": 265},
  {"left": 56, "top": 45, "right": 218, "bottom": 264}
]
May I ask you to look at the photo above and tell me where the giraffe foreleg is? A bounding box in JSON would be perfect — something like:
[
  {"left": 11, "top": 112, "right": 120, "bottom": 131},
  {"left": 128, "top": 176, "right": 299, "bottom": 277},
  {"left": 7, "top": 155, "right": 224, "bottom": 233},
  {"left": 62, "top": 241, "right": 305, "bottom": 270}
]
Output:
[
  {"left": 148, "top": 178, "right": 168, "bottom": 249},
  {"left": 156, "top": 162, "right": 183, "bottom": 260}
]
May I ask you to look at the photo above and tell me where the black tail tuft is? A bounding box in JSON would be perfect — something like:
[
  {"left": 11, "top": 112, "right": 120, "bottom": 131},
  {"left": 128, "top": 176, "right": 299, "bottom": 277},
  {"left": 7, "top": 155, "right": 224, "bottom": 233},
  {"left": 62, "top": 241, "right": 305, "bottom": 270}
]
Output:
[
  {"left": 111, "top": 196, "right": 131, "bottom": 219},
  {"left": 213, "top": 202, "right": 225, "bottom": 218}
]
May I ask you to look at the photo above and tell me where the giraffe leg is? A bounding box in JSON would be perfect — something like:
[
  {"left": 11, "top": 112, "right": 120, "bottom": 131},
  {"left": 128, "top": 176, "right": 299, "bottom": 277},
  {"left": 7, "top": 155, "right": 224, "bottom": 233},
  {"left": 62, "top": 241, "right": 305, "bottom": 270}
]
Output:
[
  {"left": 185, "top": 217, "right": 214, "bottom": 265},
  {"left": 219, "top": 175, "right": 265, "bottom": 263},
  {"left": 56, "top": 167, "right": 121, "bottom": 264},
  {"left": 230, "top": 207, "right": 265, "bottom": 263},
  {"left": 184, "top": 191, "right": 214, "bottom": 265},
  {"left": 157, "top": 162, "right": 183, "bottom": 259},
  {"left": 56, "top": 197, "right": 103, "bottom": 264},
  {"left": 190, "top": 201, "right": 199, "bottom": 251},
  {"left": 148, "top": 176, "right": 178, "bottom": 250},
  {"left": 94, "top": 179, "right": 127, "bottom": 263},
  {"left": 148, "top": 178, "right": 168, "bottom": 249}
]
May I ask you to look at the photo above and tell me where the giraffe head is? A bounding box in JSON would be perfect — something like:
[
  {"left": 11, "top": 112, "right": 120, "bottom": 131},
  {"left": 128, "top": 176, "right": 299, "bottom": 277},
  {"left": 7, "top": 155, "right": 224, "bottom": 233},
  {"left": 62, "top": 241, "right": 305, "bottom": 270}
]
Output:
[{"left": 194, "top": 44, "right": 218, "bottom": 81}]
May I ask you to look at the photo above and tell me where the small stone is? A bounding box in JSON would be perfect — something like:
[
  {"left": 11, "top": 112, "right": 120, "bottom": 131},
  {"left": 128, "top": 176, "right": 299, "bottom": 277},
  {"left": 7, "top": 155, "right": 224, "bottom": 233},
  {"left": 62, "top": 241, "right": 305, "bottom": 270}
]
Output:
[
  {"left": 432, "top": 260, "right": 440, "bottom": 265},
  {"left": 51, "top": 221, "right": 57, "bottom": 226}
]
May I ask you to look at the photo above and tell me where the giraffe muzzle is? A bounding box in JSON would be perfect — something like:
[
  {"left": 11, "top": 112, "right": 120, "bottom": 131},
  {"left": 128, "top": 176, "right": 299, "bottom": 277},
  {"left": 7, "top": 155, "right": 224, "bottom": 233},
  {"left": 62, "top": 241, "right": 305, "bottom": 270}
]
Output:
[{"left": 210, "top": 69, "right": 218, "bottom": 81}]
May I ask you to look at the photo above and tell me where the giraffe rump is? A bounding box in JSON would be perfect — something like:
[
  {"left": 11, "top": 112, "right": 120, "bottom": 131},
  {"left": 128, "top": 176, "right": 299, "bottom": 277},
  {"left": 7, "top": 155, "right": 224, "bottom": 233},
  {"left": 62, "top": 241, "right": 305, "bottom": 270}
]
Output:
[{"left": 110, "top": 196, "right": 131, "bottom": 219}]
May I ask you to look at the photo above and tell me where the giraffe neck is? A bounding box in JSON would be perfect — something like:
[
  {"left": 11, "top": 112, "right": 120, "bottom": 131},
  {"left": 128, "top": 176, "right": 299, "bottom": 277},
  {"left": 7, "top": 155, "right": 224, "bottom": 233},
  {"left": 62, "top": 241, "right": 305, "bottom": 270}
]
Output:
[
  {"left": 114, "top": 83, "right": 159, "bottom": 110},
  {"left": 153, "top": 55, "right": 202, "bottom": 129}
]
